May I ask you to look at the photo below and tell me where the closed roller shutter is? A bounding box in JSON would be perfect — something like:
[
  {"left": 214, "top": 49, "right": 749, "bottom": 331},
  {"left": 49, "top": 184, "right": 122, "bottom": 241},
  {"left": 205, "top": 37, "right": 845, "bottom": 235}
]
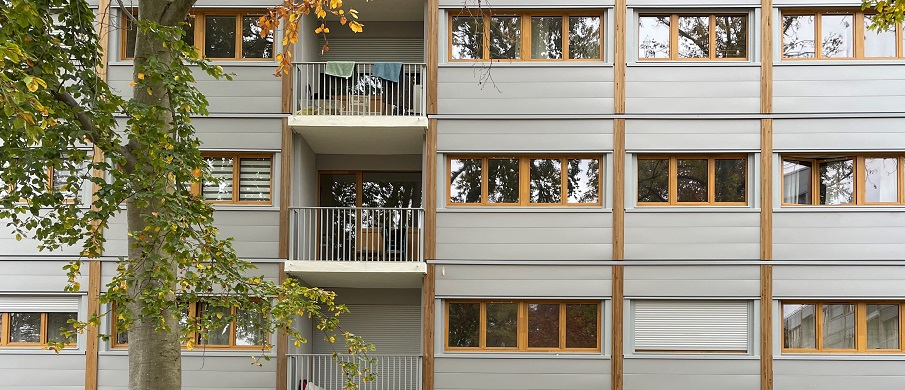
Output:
[
  {"left": 0, "top": 296, "right": 81, "bottom": 312},
  {"left": 313, "top": 304, "right": 420, "bottom": 354},
  {"left": 633, "top": 300, "right": 749, "bottom": 352},
  {"left": 318, "top": 38, "right": 425, "bottom": 63}
]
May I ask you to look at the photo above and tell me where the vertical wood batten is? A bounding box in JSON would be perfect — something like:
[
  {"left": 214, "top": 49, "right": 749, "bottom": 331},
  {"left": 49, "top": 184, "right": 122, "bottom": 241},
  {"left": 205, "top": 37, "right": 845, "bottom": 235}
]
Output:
[
  {"left": 760, "top": 0, "right": 774, "bottom": 389},
  {"left": 423, "top": 0, "right": 439, "bottom": 388},
  {"left": 277, "top": 25, "right": 295, "bottom": 390},
  {"left": 276, "top": 263, "right": 288, "bottom": 390},
  {"left": 612, "top": 0, "right": 627, "bottom": 389}
]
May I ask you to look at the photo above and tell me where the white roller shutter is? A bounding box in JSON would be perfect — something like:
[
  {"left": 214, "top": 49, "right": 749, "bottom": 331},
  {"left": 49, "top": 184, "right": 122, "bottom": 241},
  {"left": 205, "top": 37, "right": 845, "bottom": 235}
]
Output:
[
  {"left": 633, "top": 300, "right": 749, "bottom": 352},
  {"left": 318, "top": 38, "right": 425, "bottom": 63},
  {"left": 0, "top": 296, "right": 81, "bottom": 313},
  {"left": 313, "top": 304, "right": 420, "bottom": 354}
]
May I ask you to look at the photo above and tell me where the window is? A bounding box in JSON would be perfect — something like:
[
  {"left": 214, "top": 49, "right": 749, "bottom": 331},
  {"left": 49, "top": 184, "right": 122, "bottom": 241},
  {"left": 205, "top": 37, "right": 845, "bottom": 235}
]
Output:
[
  {"left": 122, "top": 10, "right": 273, "bottom": 60},
  {"left": 445, "top": 301, "right": 600, "bottom": 352},
  {"left": 448, "top": 156, "right": 602, "bottom": 206},
  {"left": 1, "top": 159, "right": 89, "bottom": 202},
  {"left": 633, "top": 300, "right": 750, "bottom": 353},
  {"left": 782, "top": 155, "right": 905, "bottom": 205},
  {"left": 450, "top": 11, "right": 603, "bottom": 61},
  {"left": 638, "top": 14, "right": 748, "bottom": 60},
  {"left": 196, "top": 153, "right": 273, "bottom": 204},
  {"left": 782, "top": 10, "right": 905, "bottom": 59},
  {"left": 637, "top": 155, "right": 747, "bottom": 205},
  {"left": 783, "top": 302, "right": 904, "bottom": 353},
  {"left": 0, "top": 296, "right": 80, "bottom": 348},
  {"left": 113, "top": 301, "right": 267, "bottom": 349}
]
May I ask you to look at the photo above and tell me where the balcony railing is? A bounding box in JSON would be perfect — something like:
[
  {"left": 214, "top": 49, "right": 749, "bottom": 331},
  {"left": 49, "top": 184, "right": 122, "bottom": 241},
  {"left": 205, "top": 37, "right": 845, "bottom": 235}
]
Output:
[
  {"left": 289, "top": 207, "right": 424, "bottom": 262},
  {"left": 287, "top": 354, "right": 422, "bottom": 390},
  {"left": 294, "top": 62, "right": 426, "bottom": 116}
]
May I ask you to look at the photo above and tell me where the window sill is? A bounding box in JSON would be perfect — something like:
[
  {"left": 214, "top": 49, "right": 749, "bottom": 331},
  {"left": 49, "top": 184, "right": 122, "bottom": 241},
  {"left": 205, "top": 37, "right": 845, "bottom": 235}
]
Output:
[
  {"left": 440, "top": 61, "right": 613, "bottom": 68},
  {"left": 627, "top": 206, "right": 757, "bottom": 213},
  {"left": 628, "top": 61, "right": 759, "bottom": 68},
  {"left": 438, "top": 207, "right": 612, "bottom": 213},
  {"left": 774, "top": 206, "right": 905, "bottom": 213},
  {"left": 100, "top": 349, "right": 275, "bottom": 357},
  {"left": 0, "top": 349, "right": 84, "bottom": 355},
  {"left": 775, "top": 60, "right": 905, "bottom": 67},
  {"left": 627, "top": 353, "right": 757, "bottom": 360},
  {"left": 109, "top": 60, "right": 278, "bottom": 67},
  {"left": 437, "top": 352, "right": 609, "bottom": 359},
  {"left": 776, "top": 354, "right": 905, "bottom": 361},
  {"left": 211, "top": 204, "right": 279, "bottom": 212}
]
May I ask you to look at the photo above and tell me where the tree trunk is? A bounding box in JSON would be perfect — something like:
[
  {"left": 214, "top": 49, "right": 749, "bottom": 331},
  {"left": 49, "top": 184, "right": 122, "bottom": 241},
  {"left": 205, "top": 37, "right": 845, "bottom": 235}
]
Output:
[{"left": 125, "top": 1, "right": 195, "bottom": 389}]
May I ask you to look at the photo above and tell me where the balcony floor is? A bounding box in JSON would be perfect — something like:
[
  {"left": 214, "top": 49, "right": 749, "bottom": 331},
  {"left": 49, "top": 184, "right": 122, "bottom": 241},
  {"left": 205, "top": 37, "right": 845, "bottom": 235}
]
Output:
[
  {"left": 286, "top": 260, "right": 426, "bottom": 288},
  {"left": 290, "top": 115, "right": 426, "bottom": 154}
]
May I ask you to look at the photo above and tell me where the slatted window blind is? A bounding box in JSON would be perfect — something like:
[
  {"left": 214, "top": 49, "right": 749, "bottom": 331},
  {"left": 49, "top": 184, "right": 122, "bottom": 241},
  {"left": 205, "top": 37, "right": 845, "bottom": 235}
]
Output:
[
  {"left": 633, "top": 300, "right": 750, "bottom": 352},
  {"left": 238, "top": 158, "right": 272, "bottom": 202},
  {"left": 0, "top": 296, "right": 80, "bottom": 312},
  {"left": 203, "top": 156, "right": 235, "bottom": 202},
  {"left": 201, "top": 154, "right": 272, "bottom": 203},
  {"left": 318, "top": 38, "right": 425, "bottom": 63}
]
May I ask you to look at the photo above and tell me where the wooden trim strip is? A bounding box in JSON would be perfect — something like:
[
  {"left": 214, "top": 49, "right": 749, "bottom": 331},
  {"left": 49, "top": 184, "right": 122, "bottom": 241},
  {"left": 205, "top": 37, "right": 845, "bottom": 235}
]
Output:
[
  {"left": 760, "top": 1, "right": 774, "bottom": 390},
  {"left": 278, "top": 119, "right": 291, "bottom": 259},
  {"left": 85, "top": 261, "right": 102, "bottom": 390},
  {"left": 424, "top": 0, "right": 439, "bottom": 388},
  {"left": 275, "top": 263, "right": 288, "bottom": 390}
]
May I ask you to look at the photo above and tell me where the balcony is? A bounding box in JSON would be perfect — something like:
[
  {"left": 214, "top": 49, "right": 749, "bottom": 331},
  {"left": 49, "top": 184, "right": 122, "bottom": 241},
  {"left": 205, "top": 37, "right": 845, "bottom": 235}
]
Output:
[
  {"left": 286, "top": 207, "right": 426, "bottom": 288},
  {"left": 287, "top": 354, "right": 422, "bottom": 390}
]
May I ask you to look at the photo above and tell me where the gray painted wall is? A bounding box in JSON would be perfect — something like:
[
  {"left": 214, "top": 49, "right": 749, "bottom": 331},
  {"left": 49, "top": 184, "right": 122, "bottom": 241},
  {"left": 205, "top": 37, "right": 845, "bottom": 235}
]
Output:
[
  {"left": 625, "top": 120, "right": 761, "bottom": 152},
  {"left": 316, "top": 154, "right": 423, "bottom": 171},
  {"left": 773, "top": 118, "right": 905, "bottom": 151},
  {"left": 437, "top": 66, "right": 615, "bottom": 115},
  {"left": 624, "top": 212, "right": 761, "bottom": 260},
  {"left": 194, "top": 118, "right": 283, "bottom": 151},
  {"left": 0, "top": 218, "right": 84, "bottom": 257},
  {"left": 438, "top": 120, "right": 614, "bottom": 152},
  {"left": 96, "top": 354, "right": 276, "bottom": 390},
  {"left": 436, "top": 211, "right": 613, "bottom": 261},
  {"left": 774, "top": 360, "right": 905, "bottom": 390},
  {"left": 774, "top": 65, "right": 905, "bottom": 113},
  {"left": 774, "top": 265, "right": 905, "bottom": 298},
  {"left": 0, "top": 260, "right": 87, "bottom": 292},
  {"left": 624, "top": 358, "right": 759, "bottom": 390},
  {"left": 0, "top": 354, "right": 86, "bottom": 390},
  {"left": 773, "top": 212, "right": 905, "bottom": 260},
  {"left": 625, "top": 65, "right": 761, "bottom": 114},
  {"left": 625, "top": 265, "right": 760, "bottom": 297},
  {"left": 294, "top": 137, "right": 319, "bottom": 208},
  {"left": 435, "top": 264, "right": 612, "bottom": 298},
  {"left": 434, "top": 357, "right": 611, "bottom": 390}
]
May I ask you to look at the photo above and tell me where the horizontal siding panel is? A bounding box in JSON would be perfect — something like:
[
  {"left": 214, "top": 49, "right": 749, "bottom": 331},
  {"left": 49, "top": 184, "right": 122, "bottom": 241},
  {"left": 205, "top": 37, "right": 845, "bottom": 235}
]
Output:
[
  {"left": 775, "top": 360, "right": 905, "bottom": 390},
  {"left": 436, "top": 243, "right": 612, "bottom": 261},
  {"left": 626, "top": 66, "right": 760, "bottom": 114},
  {"left": 213, "top": 210, "right": 280, "bottom": 259},
  {"left": 439, "top": 119, "right": 613, "bottom": 152},
  {"left": 436, "top": 264, "right": 612, "bottom": 298},
  {"left": 774, "top": 265, "right": 905, "bottom": 298},
  {"left": 0, "top": 261, "right": 87, "bottom": 292},
  {"left": 626, "top": 119, "right": 761, "bottom": 151},
  {"left": 774, "top": 212, "right": 905, "bottom": 260},
  {"left": 774, "top": 118, "right": 905, "bottom": 151},
  {"left": 626, "top": 265, "right": 761, "bottom": 297},
  {"left": 0, "top": 355, "right": 85, "bottom": 387},
  {"left": 439, "top": 97, "right": 614, "bottom": 115},
  {"left": 625, "top": 359, "right": 759, "bottom": 390},
  {"left": 435, "top": 357, "right": 609, "bottom": 390},
  {"left": 625, "top": 212, "right": 760, "bottom": 260},
  {"left": 774, "top": 65, "right": 905, "bottom": 113}
]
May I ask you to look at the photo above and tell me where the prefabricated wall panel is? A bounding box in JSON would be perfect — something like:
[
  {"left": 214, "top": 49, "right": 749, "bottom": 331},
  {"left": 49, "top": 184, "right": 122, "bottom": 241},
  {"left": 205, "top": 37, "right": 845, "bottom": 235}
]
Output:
[
  {"left": 623, "top": 359, "right": 760, "bottom": 390},
  {"left": 774, "top": 266, "right": 905, "bottom": 298},
  {"left": 96, "top": 354, "right": 276, "bottom": 390},
  {"left": 774, "top": 360, "right": 905, "bottom": 390},
  {"left": 773, "top": 118, "right": 905, "bottom": 152},
  {"left": 773, "top": 212, "right": 905, "bottom": 260},
  {"left": 625, "top": 120, "right": 761, "bottom": 152},
  {"left": 625, "top": 266, "right": 760, "bottom": 297},
  {"left": 438, "top": 120, "right": 614, "bottom": 152},
  {"left": 624, "top": 212, "right": 761, "bottom": 260},
  {"left": 625, "top": 66, "right": 761, "bottom": 114},
  {"left": 435, "top": 264, "right": 612, "bottom": 298},
  {"left": 434, "top": 357, "right": 611, "bottom": 390},
  {"left": 774, "top": 65, "right": 905, "bottom": 113}
]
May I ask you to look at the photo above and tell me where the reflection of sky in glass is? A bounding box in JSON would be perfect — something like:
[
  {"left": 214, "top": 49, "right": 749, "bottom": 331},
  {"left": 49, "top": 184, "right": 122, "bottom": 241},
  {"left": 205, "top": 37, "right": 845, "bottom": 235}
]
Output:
[
  {"left": 639, "top": 16, "right": 670, "bottom": 58},
  {"left": 864, "top": 15, "right": 896, "bottom": 57},
  {"left": 783, "top": 16, "right": 815, "bottom": 58},
  {"left": 569, "top": 16, "right": 601, "bottom": 59},
  {"left": 820, "top": 159, "right": 853, "bottom": 205},
  {"left": 865, "top": 157, "right": 898, "bottom": 202},
  {"left": 452, "top": 17, "right": 482, "bottom": 59},
  {"left": 531, "top": 16, "right": 563, "bottom": 59},
  {"left": 678, "top": 16, "right": 709, "bottom": 58},
  {"left": 568, "top": 159, "right": 599, "bottom": 203},
  {"left": 784, "top": 304, "right": 810, "bottom": 320},
  {"left": 821, "top": 14, "right": 853, "bottom": 58}
]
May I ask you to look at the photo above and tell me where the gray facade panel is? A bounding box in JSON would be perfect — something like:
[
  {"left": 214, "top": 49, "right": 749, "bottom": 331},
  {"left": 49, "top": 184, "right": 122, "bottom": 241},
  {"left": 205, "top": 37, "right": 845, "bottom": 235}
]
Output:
[
  {"left": 438, "top": 67, "right": 615, "bottom": 115},
  {"left": 625, "top": 120, "right": 761, "bottom": 151},
  {"left": 316, "top": 154, "right": 423, "bottom": 171},
  {"left": 774, "top": 265, "right": 905, "bottom": 298},
  {"left": 311, "top": 288, "right": 421, "bottom": 355},
  {"left": 97, "top": 355, "right": 276, "bottom": 390},
  {"left": 773, "top": 118, "right": 905, "bottom": 151},
  {"left": 213, "top": 210, "right": 280, "bottom": 259},
  {"left": 435, "top": 357, "right": 610, "bottom": 390},
  {"left": 625, "top": 265, "right": 760, "bottom": 297},
  {"left": 624, "top": 358, "right": 759, "bottom": 390},
  {"left": 774, "top": 360, "right": 905, "bottom": 390},
  {"left": 438, "top": 120, "right": 614, "bottom": 152},
  {"left": 436, "top": 212, "right": 613, "bottom": 260},
  {"left": 0, "top": 218, "right": 83, "bottom": 257},
  {"left": 440, "top": 0, "right": 613, "bottom": 7},
  {"left": 625, "top": 66, "right": 761, "bottom": 114},
  {"left": 194, "top": 118, "right": 283, "bottom": 151},
  {"left": 0, "top": 354, "right": 85, "bottom": 388},
  {"left": 624, "top": 212, "right": 761, "bottom": 260},
  {"left": 774, "top": 65, "right": 905, "bottom": 113},
  {"left": 773, "top": 212, "right": 905, "bottom": 260},
  {"left": 436, "top": 264, "right": 612, "bottom": 298},
  {"left": 0, "top": 261, "right": 86, "bottom": 292}
]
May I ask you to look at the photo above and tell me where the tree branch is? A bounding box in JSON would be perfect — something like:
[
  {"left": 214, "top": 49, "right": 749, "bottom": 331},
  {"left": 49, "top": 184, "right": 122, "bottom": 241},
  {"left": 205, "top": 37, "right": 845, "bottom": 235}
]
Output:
[{"left": 50, "top": 90, "right": 101, "bottom": 144}]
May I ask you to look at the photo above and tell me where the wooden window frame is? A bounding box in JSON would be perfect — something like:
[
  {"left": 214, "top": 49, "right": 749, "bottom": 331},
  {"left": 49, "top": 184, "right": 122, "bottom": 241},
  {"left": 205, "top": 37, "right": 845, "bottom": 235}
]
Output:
[
  {"left": 636, "top": 154, "right": 748, "bottom": 206},
  {"left": 120, "top": 9, "right": 274, "bottom": 61},
  {"left": 782, "top": 301, "right": 905, "bottom": 354},
  {"left": 446, "top": 155, "right": 604, "bottom": 207},
  {"left": 444, "top": 300, "right": 602, "bottom": 352},
  {"left": 781, "top": 9, "right": 905, "bottom": 60},
  {"left": 780, "top": 154, "right": 905, "bottom": 206},
  {"left": 317, "top": 170, "right": 423, "bottom": 207},
  {"left": 196, "top": 152, "right": 274, "bottom": 205},
  {"left": 448, "top": 10, "right": 605, "bottom": 62},
  {"left": 637, "top": 13, "right": 750, "bottom": 61},
  {"left": 0, "top": 312, "right": 78, "bottom": 349}
]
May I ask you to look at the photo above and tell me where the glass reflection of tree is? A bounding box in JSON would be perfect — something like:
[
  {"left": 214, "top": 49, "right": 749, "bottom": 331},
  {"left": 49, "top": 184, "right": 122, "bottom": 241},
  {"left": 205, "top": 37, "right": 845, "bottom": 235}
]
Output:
[
  {"left": 567, "top": 159, "right": 599, "bottom": 203},
  {"left": 205, "top": 16, "right": 236, "bottom": 58},
  {"left": 639, "top": 17, "right": 670, "bottom": 58},
  {"left": 532, "top": 17, "right": 563, "bottom": 59},
  {"left": 715, "top": 16, "right": 746, "bottom": 58},
  {"left": 569, "top": 17, "right": 601, "bottom": 59},
  {"left": 638, "top": 159, "right": 668, "bottom": 202},
  {"left": 530, "top": 159, "right": 562, "bottom": 203},
  {"left": 452, "top": 16, "right": 483, "bottom": 59},
  {"left": 448, "top": 303, "right": 480, "bottom": 347},
  {"left": 488, "top": 159, "right": 519, "bottom": 203},
  {"left": 485, "top": 303, "right": 518, "bottom": 347},
  {"left": 640, "top": 16, "right": 747, "bottom": 58},
  {"left": 677, "top": 16, "right": 710, "bottom": 58},
  {"left": 677, "top": 159, "right": 707, "bottom": 202},
  {"left": 450, "top": 159, "right": 483, "bottom": 203},
  {"left": 566, "top": 304, "right": 598, "bottom": 348},
  {"left": 820, "top": 159, "right": 854, "bottom": 205},
  {"left": 528, "top": 304, "right": 560, "bottom": 347},
  {"left": 242, "top": 16, "right": 273, "bottom": 58},
  {"left": 490, "top": 16, "right": 521, "bottom": 59}
]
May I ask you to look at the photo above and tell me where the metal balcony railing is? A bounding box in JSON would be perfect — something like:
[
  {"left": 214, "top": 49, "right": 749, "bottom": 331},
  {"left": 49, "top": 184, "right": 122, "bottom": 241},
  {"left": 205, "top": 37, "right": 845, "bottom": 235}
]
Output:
[
  {"left": 287, "top": 354, "right": 422, "bottom": 390},
  {"left": 294, "top": 62, "right": 426, "bottom": 116},
  {"left": 289, "top": 207, "right": 424, "bottom": 262}
]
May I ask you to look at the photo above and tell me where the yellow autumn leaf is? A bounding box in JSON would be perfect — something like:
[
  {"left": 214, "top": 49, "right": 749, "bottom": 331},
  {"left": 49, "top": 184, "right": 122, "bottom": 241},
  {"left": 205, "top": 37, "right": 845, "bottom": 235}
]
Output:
[
  {"left": 349, "top": 21, "right": 363, "bottom": 33},
  {"left": 137, "top": 73, "right": 145, "bottom": 80},
  {"left": 129, "top": 81, "right": 137, "bottom": 87}
]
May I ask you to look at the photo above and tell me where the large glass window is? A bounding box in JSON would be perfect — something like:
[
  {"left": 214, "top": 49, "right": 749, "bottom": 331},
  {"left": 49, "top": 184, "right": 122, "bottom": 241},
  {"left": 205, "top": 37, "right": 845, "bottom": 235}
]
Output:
[
  {"left": 639, "top": 14, "right": 748, "bottom": 60},
  {"left": 783, "top": 10, "right": 905, "bottom": 59},
  {"left": 446, "top": 301, "right": 600, "bottom": 352},
  {"left": 199, "top": 153, "right": 272, "bottom": 204},
  {"left": 448, "top": 156, "right": 602, "bottom": 206},
  {"left": 451, "top": 11, "right": 603, "bottom": 61},
  {"left": 122, "top": 10, "right": 272, "bottom": 60},
  {"left": 0, "top": 311, "right": 78, "bottom": 348},
  {"left": 782, "top": 155, "right": 905, "bottom": 205},
  {"left": 113, "top": 301, "right": 266, "bottom": 349},
  {"left": 637, "top": 155, "right": 747, "bottom": 205},
  {"left": 783, "top": 302, "right": 904, "bottom": 353}
]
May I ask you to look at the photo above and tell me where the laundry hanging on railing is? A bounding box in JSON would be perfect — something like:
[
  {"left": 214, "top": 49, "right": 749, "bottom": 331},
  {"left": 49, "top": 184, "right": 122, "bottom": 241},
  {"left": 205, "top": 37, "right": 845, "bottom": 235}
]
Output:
[
  {"left": 324, "top": 61, "right": 356, "bottom": 78},
  {"left": 372, "top": 62, "right": 403, "bottom": 83}
]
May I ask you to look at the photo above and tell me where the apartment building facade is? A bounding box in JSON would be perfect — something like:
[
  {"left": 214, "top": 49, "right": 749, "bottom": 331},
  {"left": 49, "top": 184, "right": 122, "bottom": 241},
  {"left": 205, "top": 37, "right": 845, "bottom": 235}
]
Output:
[{"left": 3, "top": 0, "right": 905, "bottom": 389}]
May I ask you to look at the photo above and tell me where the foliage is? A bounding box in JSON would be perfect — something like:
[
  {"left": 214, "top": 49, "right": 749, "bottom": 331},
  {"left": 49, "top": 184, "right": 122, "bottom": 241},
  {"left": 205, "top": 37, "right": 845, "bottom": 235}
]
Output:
[
  {"left": 863, "top": 0, "right": 905, "bottom": 31},
  {"left": 1, "top": 0, "right": 374, "bottom": 388}
]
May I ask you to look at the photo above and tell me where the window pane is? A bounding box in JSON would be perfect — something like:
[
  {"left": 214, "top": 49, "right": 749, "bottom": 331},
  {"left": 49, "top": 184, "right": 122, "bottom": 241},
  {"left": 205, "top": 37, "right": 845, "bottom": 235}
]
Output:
[
  {"left": 821, "top": 14, "right": 854, "bottom": 58},
  {"left": 447, "top": 303, "right": 480, "bottom": 347},
  {"left": 320, "top": 173, "right": 356, "bottom": 207},
  {"left": 569, "top": 16, "right": 601, "bottom": 59},
  {"left": 485, "top": 303, "right": 518, "bottom": 348},
  {"left": 449, "top": 159, "right": 482, "bottom": 203},
  {"left": 489, "top": 16, "right": 521, "bottom": 59},
  {"left": 677, "top": 159, "right": 708, "bottom": 202},
  {"left": 639, "top": 16, "right": 670, "bottom": 59},
  {"left": 203, "top": 157, "right": 234, "bottom": 201},
  {"left": 488, "top": 158, "right": 519, "bottom": 203},
  {"left": 205, "top": 15, "right": 237, "bottom": 58},
  {"left": 531, "top": 16, "right": 563, "bottom": 59},
  {"left": 867, "top": 304, "right": 900, "bottom": 350},
  {"left": 865, "top": 157, "right": 898, "bottom": 203},
  {"left": 451, "top": 16, "right": 484, "bottom": 59},
  {"left": 46, "top": 312, "right": 77, "bottom": 344},
  {"left": 819, "top": 158, "right": 854, "bottom": 205},
  {"left": 638, "top": 159, "right": 668, "bottom": 202},
  {"left": 783, "top": 15, "right": 816, "bottom": 58},
  {"left": 822, "top": 304, "right": 855, "bottom": 349},
  {"left": 362, "top": 172, "right": 422, "bottom": 208},
  {"left": 530, "top": 158, "right": 562, "bottom": 203},
  {"left": 715, "top": 158, "right": 746, "bottom": 203},
  {"left": 241, "top": 15, "right": 273, "bottom": 58},
  {"left": 9, "top": 312, "right": 41, "bottom": 343},
  {"left": 567, "top": 158, "right": 600, "bottom": 203},
  {"left": 198, "top": 304, "right": 231, "bottom": 345},
  {"left": 53, "top": 161, "right": 88, "bottom": 201},
  {"left": 715, "top": 16, "right": 747, "bottom": 58},
  {"left": 235, "top": 306, "right": 266, "bottom": 346},
  {"left": 783, "top": 304, "right": 816, "bottom": 349},
  {"left": 678, "top": 16, "right": 710, "bottom": 58},
  {"left": 565, "top": 304, "right": 598, "bottom": 349},
  {"left": 125, "top": 14, "right": 137, "bottom": 58},
  {"left": 238, "top": 158, "right": 272, "bottom": 202},
  {"left": 864, "top": 15, "right": 896, "bottom": 57},
  {"left": 527, "top": 303, "right": 560, "bottom": 348},
  {"left": 783, "top": 159, "right": 812, "bottom": 204}
]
